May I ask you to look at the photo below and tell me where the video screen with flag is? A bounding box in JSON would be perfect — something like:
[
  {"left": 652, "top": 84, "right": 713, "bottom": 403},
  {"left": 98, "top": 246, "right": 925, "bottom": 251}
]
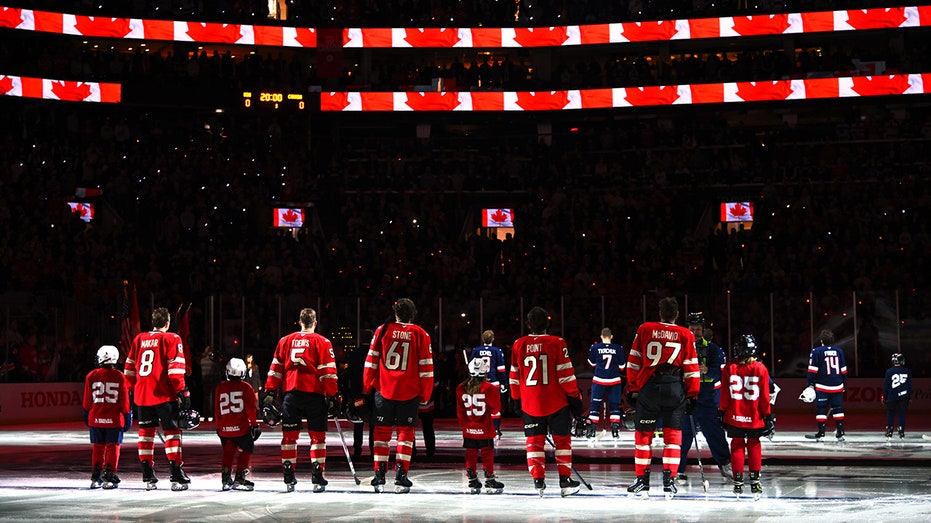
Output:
[
  {"left": 482, "top": 208, "right": 514, "bottom": 228},
  {"left": 274, "top": 207, "right": 305, "bottom": 227},
  {"left": 720, "top": 202, "right": 754, "bottom": 223},
  {"left": 67, "top": 202, "right": 94, "bottom": 222}
]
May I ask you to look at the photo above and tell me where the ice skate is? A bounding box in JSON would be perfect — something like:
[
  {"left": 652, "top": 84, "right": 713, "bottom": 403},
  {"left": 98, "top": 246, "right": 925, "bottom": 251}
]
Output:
[
  {"left": 627, "top": 470, "right": 650, "bottom": 498},
  {"left": 675, "top": 472, "right": 688, "bottom": 486},
  {"left": 733, "top": 472, "right": 744, "bottom": 498},
  {"left": 466, "top": 469, "right": 482, "bottom": 494},
  {"left": 662, "top": 469, "right": 677, "bottom": 499},
  {"left": 719, "top": 462, "right": 733, "bottom": 482},
  {"left": 232, "top": 469, "right": 254, "bottom": 491},
  {"left": 559, "top": 475, "right": 580, "bottom": 497},
  {"left": 483, "top": 470, "right": 504, "bottom": 494},
  {"left": 533, "top": 477, "right": 546, "bottom": 497},
  {"left": 749, "top": 471, "right": 762, "bottom": 501},
  {"left": 311, "top": 462, "right": 328, "bottom": 493},
  {"left": 371, "top": 462, "right": 387, "bottom": 493},
  {"left": 885, "top": 427, "right": 894, "bottom": 440},
  {"left": 394, "top": 463, "right": 412, "bottom": 494},
  {"left": 169, "top": 461, "right": 190, "bottom": 491},
  {"left": 221, "top": 467, "right": 233, "bottom": 491},
  {"left": 101, "top": 466, "right": 121, "bottom": 490},
  {"left": 897, "top": 427, "right": 905, "bottom": 439},
  {"left": 611, "top": 422, "right": 620, "bottom": 439},
  {"left": 805, "top": 430, "right": 825, "bottom": 442},
  {"left": 90, "top": 465, "right": 103, "bottom": 489},
  {"left": 283, "top": 460, "right": 297, "bottom": 493},
  {"left": 141, "top": 460, "right": 158, "bottom": 491},
  {"left": 835, "top": 426, "right": 846, "bottom": 442}
]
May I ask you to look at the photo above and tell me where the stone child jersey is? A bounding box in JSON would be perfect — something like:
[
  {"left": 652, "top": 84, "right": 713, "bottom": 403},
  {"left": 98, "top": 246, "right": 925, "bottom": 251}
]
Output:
[
  {"left": 363, "top": 322, "right": 434, "bottom": 403},
  {"left": 625, "top": 321, "right": 700, "bottom": 397},
  {"left": 508, "top": 333, "right": 581, "bottom": 417},
  {"left": 82, "top": 367, "right": 131, "bottom": 429},
  {"left": 124, "top": 330, "right": 187, "bottom": 406},
  {"left": 807, "top": 344, "right": 847, "bottom": 393},
  {"left": 469, "top": 345, "right": 507, "bottom": 386},
  {"left": 456, "top": 380, "right": 502, "bottom": 439},
  {"left": 720, "top": 359, "right": 772, "bottom": 429},
  {"left": 883, "top": 364, "right": 912, "bottom": 403},
  {"left": 214, "top": 379, "right": 258, "bottom": 438},
  {"left": 587, "top": 342, "right": 626, "bottom": 386},
  {"left": 264, "top": 331, "right": 338, "bottom": 396}
]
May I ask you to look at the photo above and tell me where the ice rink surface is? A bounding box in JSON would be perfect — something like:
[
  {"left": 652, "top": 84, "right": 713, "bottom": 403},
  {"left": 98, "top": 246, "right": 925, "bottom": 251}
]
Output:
[{"left": 2, "top": 420, "right": 930, "bottom": 522}]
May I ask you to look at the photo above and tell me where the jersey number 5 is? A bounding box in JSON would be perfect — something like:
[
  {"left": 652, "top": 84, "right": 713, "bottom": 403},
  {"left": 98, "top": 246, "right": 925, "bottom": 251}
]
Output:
[
  {"left": 461, "top": 393, "right": 487, "bottom": 416},
  {"left": 219, "top": 390, "right": 244, "bottom": 415},
  {"left": 728, "top": 374, "right": 760, "bottom": 400}
]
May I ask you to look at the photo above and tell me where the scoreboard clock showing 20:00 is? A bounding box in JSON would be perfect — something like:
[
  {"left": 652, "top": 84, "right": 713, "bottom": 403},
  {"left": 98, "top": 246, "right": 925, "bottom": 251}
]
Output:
[{"left": 242, "top": 91, "right": 305, "bottom": 110}]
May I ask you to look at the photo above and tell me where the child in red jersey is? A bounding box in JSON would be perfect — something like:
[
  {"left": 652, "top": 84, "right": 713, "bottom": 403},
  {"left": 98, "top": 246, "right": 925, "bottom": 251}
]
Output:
[
  {"left": 82, "top": 345, "right": 132, "bottom": 489},
  {"left": 215, "top": 358, "right": 261, "bottom": 491},
  {"left": 456, "top": 358, "right": 504, "bottom": 494}
]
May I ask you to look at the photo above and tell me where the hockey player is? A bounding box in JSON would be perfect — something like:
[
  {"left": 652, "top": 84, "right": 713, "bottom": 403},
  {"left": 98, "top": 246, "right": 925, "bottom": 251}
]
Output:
[
  {"left": 262, "top": 307, "right": 339, "bottom": 493},
  {"left": 124, "top": 307, "right": 192, "bottom": 491},
  {"left": 456, "top": 357, "right": 504, "bottom": 494},
  {"left": 363, "top": 298, "right": 434, "bottom": 493},
  {"left": 625, "top": 297, "right": 700, "bottom": 499},
  {"left": 677, "top": 315, "right": 731, "bottom": 484},
  {"left": 508, "top": 306, "right": 584, "bottom": 497},
  {"left": 585, "top": 328, "right": 626, "bottom": 439},
  {"left": 719, "top": 334, "right": 773, "bottom": 499},
  {"left": 883, "top": 353, "right": 912, "bottom": 439},
  {"left": 215, "top": 358, "right": 261, "bottom": 491},
  {"left": 83, "top": 345, "right": 132, "bottom": 489},
  {"left": 469, "top": 330, "right": 508, "bottom": 438},
  {"left": 801, "top": 329, "right": 847, "bottom": 441}
]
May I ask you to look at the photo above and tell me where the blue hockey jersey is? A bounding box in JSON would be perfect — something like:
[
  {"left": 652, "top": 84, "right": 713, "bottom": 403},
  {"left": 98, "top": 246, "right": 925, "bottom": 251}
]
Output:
[
  {"left": 587, "top": 342, "right": 626, "bottom": 386},
  {"left": 883, "top": 364, "right": 912, "bottom": 403},
  {"left": 807, "top": 344, "right": 847, "bottom": 393}
]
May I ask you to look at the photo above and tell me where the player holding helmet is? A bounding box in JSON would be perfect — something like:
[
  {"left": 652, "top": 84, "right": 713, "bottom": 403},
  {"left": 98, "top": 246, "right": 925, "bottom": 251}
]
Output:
[
  {"left": 585, "top": 328, "right": 627, "bottom": 440},
  {"left": 719, "top": 334, "right": 772, "bottom": 499},
  {"left": 803, "top": 329, "right": 847, "bottom": 441},
  {"left": 124, "top": 307, "right": 193, "bottom": 491},
  {"left": 215, "top": 358, "right": 261, "bottom": 491},
  {"left": 456, "top": 357, "right": 504, "bottom": 494},
  {"left": 469, "top": 330, "right": 508, "bottom": 438},
  {"left": 262, "top": 307, "right": 339, "bottom": 493},
  {"left": 83, "top": 345, "right": 132, "bottom": 489}
]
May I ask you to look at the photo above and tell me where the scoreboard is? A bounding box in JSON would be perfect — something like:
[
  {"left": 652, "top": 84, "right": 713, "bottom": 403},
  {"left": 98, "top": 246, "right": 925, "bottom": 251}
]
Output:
[{"left": 242, "top": 91, "right": 305, "bottom": 110}]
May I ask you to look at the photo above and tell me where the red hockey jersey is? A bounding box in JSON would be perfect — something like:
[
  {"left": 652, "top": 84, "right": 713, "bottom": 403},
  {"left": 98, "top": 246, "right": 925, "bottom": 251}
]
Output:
[
  {"left": 264, "top": 331, "right": 338, "bottom": 396},
  {"left": 363, "top": 322, "right": 434, "bottom": 403},
  {"left": 456, "top": 380, "right": 502, "bottom": 439},
  {"left": 82, "top": 367, "right": 131, "bottom": 429},
  {"left": 124, "top": 330, "right": 187, "bottom": 406},
  {"left": 626, "top": 321, "right": 700, "bottom": 398},
  {"left": 720, "top": 359, "right": 772, "bottom": 429},
  {"left": 214, "top": 379, "right": 258, "bottom": 438},
  {"left": 508, "top": 333, "right": 581, "bottom": 417}
]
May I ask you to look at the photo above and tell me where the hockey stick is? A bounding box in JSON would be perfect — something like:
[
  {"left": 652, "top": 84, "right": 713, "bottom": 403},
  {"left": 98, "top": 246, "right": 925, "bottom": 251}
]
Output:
[
  {"left": 332, "top": 417, "right": 362, "bottom": 485},
  {"left": 544, "top": 434, "right": 593, "bottom": 490},
  {"left": 689, "top": 416, "right": 710, "bottom": 492}
]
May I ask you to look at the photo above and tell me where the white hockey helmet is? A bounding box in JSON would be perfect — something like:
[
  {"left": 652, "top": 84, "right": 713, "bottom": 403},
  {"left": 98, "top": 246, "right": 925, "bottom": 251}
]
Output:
[
  {"left": 468, "top": 357, "right": 490, "bottom": 377},
  {"left": 226, "top": 357, "right": 247, "bottom": 379},
  {"left": 799, "top": 386, "right": 816, "bottom": 403},
  {"left": 96, "top": 345, "right": 120, "bottom": 366}
]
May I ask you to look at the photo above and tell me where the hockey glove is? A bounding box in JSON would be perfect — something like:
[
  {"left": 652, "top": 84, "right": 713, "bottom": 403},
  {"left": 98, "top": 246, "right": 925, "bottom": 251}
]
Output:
[
  {"left": 123, "top": 411, "right": 133, "bottom": 432},
  {"left": 685, "top": 396, "right": 698, "bottom": 414},
  {"left": 567, "top": 394, "right": 585, "bottom": 418},
  {"left": 626, "top": 391, "right": 639, "bottom": 408},
  {"left": 177, "top": 388, "right": 191, "bottom": 411},
  {"left": 261, "top": 390, "right": 277, "bottom": 409},
  {"left": 250, "top": 426, "right": 262, "bottom": 441},
  {"left": 510, "top": 398, "right": 523, "bottom": 417},
  {"left": 761, "top": 414, "right": 775, "bottom": 438},
  {"left": 326, "top": 394, "right": 342, "bottom": 418}
]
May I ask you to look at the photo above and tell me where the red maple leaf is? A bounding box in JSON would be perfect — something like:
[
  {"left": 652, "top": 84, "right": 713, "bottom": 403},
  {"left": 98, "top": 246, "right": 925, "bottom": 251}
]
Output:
[
  {"left": 51, "top": 81, "right": 92, "bottom": 101},
  {"left": 294, "top": 27, "right": 316, "bottom": 47},
  {"left": 850, "top": 76, "right": 910, "bottom": 97},
  {"left": 730, "top": 203, "right": 748, "bottom": 217},
  {"left": 734, "top": 81, "right": 792, "bottom": 102},
  {"left": 513, "top": 27, "right": 569, "bottom": 47},
  {"left": 731, "top": 15, "right": 791, "bottom": 36},
  {"left": 620, "top": 21, "right": 676, "bottom": 42},
  {"left": 515, "top": 91, "right": 570, "bottom": 111},
  {"left": 490, "top": 209, "right": 510, "bottom": 223},
  {"left": 624, "top": 86, "right": 679, "bottom": 106},
  {"left": 73, "top": 16, "right": 132, "bottom": 38},
  {"left": 321, "top": 92, "right": 352, "bottom": 111},
  {"left": 0, "top": 76, "right": 14, "bottom": 95},
  {"left": 0, "top": 7, "right": 23, "bottom": 29},
  {"left": 185, "top": 23, "right": 243, "bottom": 43},
  {"left": 75, "top": 204, "right": 89, "bottom": 218},
  {"left": 846, "top": 8, "right": 906, "bottom": 29},
  {"left": 282, "top": 209, "right": 300, "bottom": 223},
  {"left": 404, "top": 28, "right": 460, "bottom": 47},
  {"left": 404, "top": 92, "right": 460, "bottom": 111}
]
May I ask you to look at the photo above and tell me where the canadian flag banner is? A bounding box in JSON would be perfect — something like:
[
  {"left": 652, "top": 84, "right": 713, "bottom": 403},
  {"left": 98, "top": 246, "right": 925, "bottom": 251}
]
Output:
[
  {"left": 720, "top": 202, "right": 754, "bottom": 223},
  {"left": 68, "top": 202, "right": 94, "bottom": 222},
  {"left": 0, "top": 75, "right": 120, "bottom": 103},
  {"left": 483, "top": 208, "right": 514, "bottom": 228},
  {"left": 2, "top": 5, "right": 930, "bottom": 48},
  {"left": 274, "top": 208, "right": 304, "bottom": 228}
]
